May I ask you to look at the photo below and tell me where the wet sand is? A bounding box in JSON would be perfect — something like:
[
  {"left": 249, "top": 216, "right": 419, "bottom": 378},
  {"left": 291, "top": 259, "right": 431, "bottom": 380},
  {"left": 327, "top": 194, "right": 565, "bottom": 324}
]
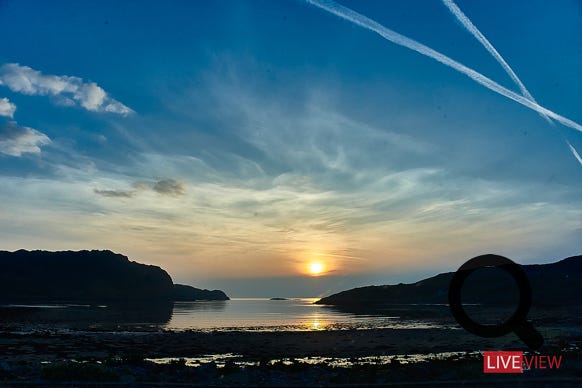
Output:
[
  {"left": 1, "top": 326, "right": 580, "bottom": 364},
  {"left": 0, "top": 327, "right": 532, "bottom": 362},
  {"left": 1, "top": 327, "right": 581, "bottom": 386}
]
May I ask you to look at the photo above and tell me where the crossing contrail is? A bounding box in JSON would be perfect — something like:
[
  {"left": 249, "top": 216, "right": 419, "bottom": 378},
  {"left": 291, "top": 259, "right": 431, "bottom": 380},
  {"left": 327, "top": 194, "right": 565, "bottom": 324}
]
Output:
[
  {"left": 441, "top": 0, "right": 551, "bottom": 124},
  {"left": 441, "top": 0, "right": 581, "bottom": 166},
  {"left": 304, "top": 0, "right": 582, "bottom": 135}
]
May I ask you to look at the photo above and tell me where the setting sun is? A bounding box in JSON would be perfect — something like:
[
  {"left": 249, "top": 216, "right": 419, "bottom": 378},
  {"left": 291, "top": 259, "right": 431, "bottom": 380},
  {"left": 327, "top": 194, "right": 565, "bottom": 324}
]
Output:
[{"left": 308, "top": 262, "right": 324, "bottom": 276}]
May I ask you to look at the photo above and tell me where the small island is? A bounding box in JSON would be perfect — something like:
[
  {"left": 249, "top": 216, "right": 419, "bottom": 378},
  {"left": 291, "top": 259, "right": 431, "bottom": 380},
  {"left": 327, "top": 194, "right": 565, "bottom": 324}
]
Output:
[{"left": 173, "top": 284, "right": 229, "bottom": 301}]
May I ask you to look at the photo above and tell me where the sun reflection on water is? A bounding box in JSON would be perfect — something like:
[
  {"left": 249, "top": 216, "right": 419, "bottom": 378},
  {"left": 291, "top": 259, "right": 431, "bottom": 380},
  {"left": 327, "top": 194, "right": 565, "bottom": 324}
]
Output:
[{"left": 308, "top": 314, "right": 327, "bottom": 330}]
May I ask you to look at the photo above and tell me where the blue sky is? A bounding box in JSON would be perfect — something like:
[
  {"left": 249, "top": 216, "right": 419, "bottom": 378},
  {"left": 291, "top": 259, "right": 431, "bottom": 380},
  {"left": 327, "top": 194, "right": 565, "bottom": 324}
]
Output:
[{"left": 0, "top": 0, "right": 581, "bottom": 297}]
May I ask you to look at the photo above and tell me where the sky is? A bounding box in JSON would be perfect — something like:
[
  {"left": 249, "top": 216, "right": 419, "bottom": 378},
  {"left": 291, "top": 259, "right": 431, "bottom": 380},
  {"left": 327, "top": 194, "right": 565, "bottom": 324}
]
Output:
[{"left": 0, "top": 0, "right": 581, "bottom": 297}]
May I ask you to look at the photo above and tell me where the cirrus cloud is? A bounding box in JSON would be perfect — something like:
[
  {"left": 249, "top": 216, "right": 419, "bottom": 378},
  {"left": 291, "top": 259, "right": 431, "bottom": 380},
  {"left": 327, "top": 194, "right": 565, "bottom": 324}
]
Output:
[{"left": 0, "top": 63, "right": 133, "bottom": 115}]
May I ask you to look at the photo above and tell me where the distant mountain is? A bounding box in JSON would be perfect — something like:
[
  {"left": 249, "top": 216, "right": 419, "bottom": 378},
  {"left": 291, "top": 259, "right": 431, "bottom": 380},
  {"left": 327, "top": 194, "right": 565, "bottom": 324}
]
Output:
[
  {"left": 0, "top": 250, "right": 228, "bottom": 303},
  {"left": 173, "top": 284, "right": 229, "bottom": 301},
  {"left": 316, "top": 255, "right": 582, "bottom": 308}
]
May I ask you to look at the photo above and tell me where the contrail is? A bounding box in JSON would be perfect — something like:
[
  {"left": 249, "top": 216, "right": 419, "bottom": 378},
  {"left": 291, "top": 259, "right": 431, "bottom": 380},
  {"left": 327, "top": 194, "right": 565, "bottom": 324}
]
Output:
[
  {"left": 441, "top": 0, "right": 551, "bottom": 124},
  {"left": 442, "top": 0, "right": 582, "bottom": 164},
  {"left": 304, "top": 0, "right": 582, "bottom": 134},
  {"left": 567, "top": 141, "right": 582, "bottom": 166}
]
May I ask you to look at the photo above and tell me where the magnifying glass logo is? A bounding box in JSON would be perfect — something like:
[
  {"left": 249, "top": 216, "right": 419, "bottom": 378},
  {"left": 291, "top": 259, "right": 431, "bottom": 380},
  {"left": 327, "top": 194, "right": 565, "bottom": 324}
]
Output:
[{"left": 448, "top": 254, "right": 544, "bottom": 350}]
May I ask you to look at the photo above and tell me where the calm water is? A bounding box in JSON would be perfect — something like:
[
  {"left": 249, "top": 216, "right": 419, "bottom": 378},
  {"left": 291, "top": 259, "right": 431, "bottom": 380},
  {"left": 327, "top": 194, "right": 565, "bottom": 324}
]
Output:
[
  {"left": 168, "top": 298, "right": 426, "bottom": 331},
  {"left": 0, "top": 298, "right": 444, "bottom": 332}
]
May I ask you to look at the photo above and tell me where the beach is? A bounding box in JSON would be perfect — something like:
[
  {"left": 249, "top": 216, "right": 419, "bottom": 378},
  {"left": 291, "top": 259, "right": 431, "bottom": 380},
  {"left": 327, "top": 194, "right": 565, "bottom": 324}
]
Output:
[{"left": 1, "top": 325, "right": 581, "bottom": 386}]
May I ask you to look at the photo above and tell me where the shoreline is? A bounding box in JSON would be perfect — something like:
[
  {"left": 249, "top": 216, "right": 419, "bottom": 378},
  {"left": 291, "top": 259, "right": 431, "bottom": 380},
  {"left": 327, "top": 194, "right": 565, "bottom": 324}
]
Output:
[
  {"left": 2, "top": 325, "right": 580, "bottom": 362},
  {"left": 1, "top": 326, "right": 581, "bottom": 385}
]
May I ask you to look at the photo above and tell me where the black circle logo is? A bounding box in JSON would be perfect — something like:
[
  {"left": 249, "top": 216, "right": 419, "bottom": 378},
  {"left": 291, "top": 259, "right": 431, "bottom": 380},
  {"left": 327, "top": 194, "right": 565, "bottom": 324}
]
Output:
[{"left": 448, "top": 254, "right": 543, "bottom": 350}]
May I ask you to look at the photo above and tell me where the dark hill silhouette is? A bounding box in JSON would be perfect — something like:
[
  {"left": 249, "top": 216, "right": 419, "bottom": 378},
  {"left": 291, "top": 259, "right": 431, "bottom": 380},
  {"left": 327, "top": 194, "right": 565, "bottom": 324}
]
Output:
[
  {"left": 0, "top": 250, "right": 228, "bottom": 303},
  {"left": 316, "top": 255, "right": 582, "bottom": 309},
  {"left": 173, "top": 284, "right": 229, "bottom": 301},
  {"left": 0, "top": 250, "right": 173, "bottom": 303}
]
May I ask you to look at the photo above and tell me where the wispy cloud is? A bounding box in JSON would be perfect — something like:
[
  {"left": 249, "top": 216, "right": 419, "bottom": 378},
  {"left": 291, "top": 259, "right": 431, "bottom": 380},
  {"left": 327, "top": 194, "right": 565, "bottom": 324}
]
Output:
[
  {"left": 1, "top": 161, "right": 580, "bottom": 279},
  {"left": 0, "top": 97, "right": 16, "bottom": 118},
  {"left": 0, "top": 121, "right": 51, "bottom": 157},
  {"left": 0, "top": 63, "right": 133, "bottom": 115},
  {"left": 0, "top": 67, "right": 579, "bottom": 278}
]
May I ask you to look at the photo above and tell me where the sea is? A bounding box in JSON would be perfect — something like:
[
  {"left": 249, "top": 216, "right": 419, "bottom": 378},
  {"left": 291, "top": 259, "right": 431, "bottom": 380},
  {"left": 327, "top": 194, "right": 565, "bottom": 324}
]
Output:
[
  {"left": 168, "top": 298, "right": 443, "bottom": 331},
  {"left": 0, "top": 298, "right": 446, "bottom": 332}
]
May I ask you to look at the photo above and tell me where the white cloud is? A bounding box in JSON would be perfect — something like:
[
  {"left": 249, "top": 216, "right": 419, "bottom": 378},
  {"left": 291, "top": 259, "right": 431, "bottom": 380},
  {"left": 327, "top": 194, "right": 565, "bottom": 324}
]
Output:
[
  {"left": 0, "top": 97, "right": 16, "bottom": 118},
  {"left": 0, "top": 63, "right": 133, "bottom": 115},
  {"left": 0, "top": 122, "right": 51, "bottom": 156}
]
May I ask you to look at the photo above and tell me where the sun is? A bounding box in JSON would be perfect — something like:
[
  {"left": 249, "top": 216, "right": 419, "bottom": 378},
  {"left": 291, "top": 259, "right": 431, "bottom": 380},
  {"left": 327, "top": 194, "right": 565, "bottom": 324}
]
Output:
[{"left": 308, "top": 262, "right": 324, "bottom": 276}]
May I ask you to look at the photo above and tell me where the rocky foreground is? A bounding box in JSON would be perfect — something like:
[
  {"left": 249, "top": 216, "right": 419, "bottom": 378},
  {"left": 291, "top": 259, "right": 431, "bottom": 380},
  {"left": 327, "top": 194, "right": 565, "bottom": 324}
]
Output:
[{"left": 0, "top": 326, "right": 581, "bottom": 386}]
